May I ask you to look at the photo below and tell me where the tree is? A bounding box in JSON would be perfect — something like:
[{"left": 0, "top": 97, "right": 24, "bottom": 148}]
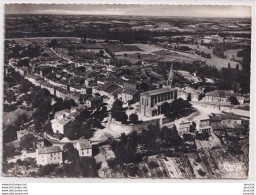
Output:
[
  {"left": 99, "top": 49, "right": 104, "bottom": 57},
  {"left": 140, "top": 83, "right": 148, "bottom": 91},
  {"left": 229, "top": 96, "right": 239, "bottom": 105},
  {"left": 48, "top": 39, "right": 58, "bottom": 47},
  {"left": 3, "top": 125, "right": 18, "bottom": 143},
  {"left": 79, "top": 157, "right": 101, "bottom": 177},
  {"left": 63, "top": 143, "right": 79, "bottom": 162},
  {"left": 111, "top": 99, "right": 123, "bottom": 117},
  {"left": 39, "top": 164, "right": 58, "bottom": 176},
  {"left": 20, "top": 134, "right": 37, "bottom": 151},
  {"left": 3, "top": 144, "right": 20, "bottom": 159},
  {"left": 20, "top": 79, "right": 33, "bottom": 93},
  {"left": 129, "top": 113, "right": 139, "bottom": 124},
  {"left": 113, "top": 111, "right": 128, "bottom": 123},
  {"left": 5, "top": 90, "right": 16, "bottom": 103},
  {"left": 162, "top": 99, "right": 192, "bottom": 118},
  {"left": 161, "top": 102, "right": 171, "bottom": 116},
  {"left": 16, "top": 59, "right": 29, "bottom": 67},
  {"left": 64, "top": 123, "right": 80, "bottom": 140}
]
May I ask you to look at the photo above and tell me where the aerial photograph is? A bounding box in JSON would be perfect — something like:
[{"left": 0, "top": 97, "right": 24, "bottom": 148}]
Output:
[{"left": 2, "top": 4, "right": 251, "bottom": 178}]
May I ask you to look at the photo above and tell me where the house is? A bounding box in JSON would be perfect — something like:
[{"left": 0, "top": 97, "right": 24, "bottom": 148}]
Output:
[
  {"left": 25, "top": 75, "right": 42, "bottom": 87},
  {"left": 121, "top": 89, "right": 139, "bottom": 104},
  {"left": 122, "top": 81, "right": 140, "bottom": 90},
  {"left": 75, "top": 141, "right": 92, "bottom": 157},
  {"left": 203, "top": 90, "right": 234, "bottom": 103},
  {"left": 39, "top": 66, "right": 52, "bottom": 78},
  {"left": 55, "top": 88, "right": 69, "bottom": 100},
  {"left": 51, "top": 109, "right": 80, "bottom": 134},
  {"left": 194, "top": 115, "right": 212, "bottom": 133},
  {"left": 178, "top": 89, "right": 190, "bottom": 101},
  {"left": 81, "top": 86, "right": 92, "bottom": 95},
  {"left": 36, "top": 146, "right": 62, "bottom": 166},
  {"left": 191, "top": 91, "right": 201, "bottom": 101},
  {"left": 210, "top": 113, "right": 242, "bottom": 127},
  {"left": 235, "top": 94, "right": 250, "bottom": 104},
  {"left": 84, "top": 78, "right": 95, "bottom": 87},
  {"left": 96, "top": 83, "right": 122, "bottom": 104},
  {"left": 86, "top": 96, "right": 103, "bottom": 109},
  {"left": 69, "top": 92, "right": 80, "bottom": 104},
  {"left": 36, "top": 137, "right": 45, "bottom": 149},
  {"left": 175, "top": 119, "right": 191, "bottom": 134},
  {"left": 109, "top": 39, "right": 121, "bottom": 44},
  {"left": 40, "top": 81, "right": 55, "bottom": 95},
  {"left": 16, "top": 67, "right": 29, "bottom": 76}
]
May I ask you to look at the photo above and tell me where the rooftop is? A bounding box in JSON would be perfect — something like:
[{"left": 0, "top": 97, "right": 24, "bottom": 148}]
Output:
[
  {"left": 77, "top": 141, "right": 92, "bottom": 150},
  {"left": 37, "top": 146, "right": 62, "bottom": 155},
  {"left": 122, "top": 89, "right": 137, "bottom": 96},
  {"left": 210, "top": 113, "right": 242, "bottom": 121},
  {"left": 205, "top": 90, "right": 234, "bottom": 98},
  {"left": 141, "top": 87, "right": 175, "bottom": 97}
]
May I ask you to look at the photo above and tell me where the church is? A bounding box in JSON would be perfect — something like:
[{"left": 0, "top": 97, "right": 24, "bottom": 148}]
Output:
[{"left": 140, "top": 64, "right": 179, "bottom": 117}]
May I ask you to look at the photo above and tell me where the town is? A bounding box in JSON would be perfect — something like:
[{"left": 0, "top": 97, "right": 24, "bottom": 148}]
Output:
[{"left": 3, "top": 13, "right": 251, "bottom": 178}]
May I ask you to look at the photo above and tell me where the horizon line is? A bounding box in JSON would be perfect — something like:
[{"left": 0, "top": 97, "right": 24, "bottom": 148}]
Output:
[{"left": 4, "top": 13, "right": 252, "bottom": 19}]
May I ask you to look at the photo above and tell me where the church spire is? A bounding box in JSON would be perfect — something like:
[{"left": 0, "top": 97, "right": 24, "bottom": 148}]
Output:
[{"left": 167, "top": 62, "right": 174, "bottom": 87}]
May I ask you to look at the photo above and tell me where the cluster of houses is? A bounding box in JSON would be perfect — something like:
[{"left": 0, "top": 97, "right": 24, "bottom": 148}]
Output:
[
  {"left": 15, "top": 129, "right": 92, "bottom": 166},
  {"left": 9, "top": 56, "right": 249, "bottom": 120},
  {"left": 36, "top": 140, "right": 92, "bottom": 166},
  {"left": 174, "top": 112, "right": 243, "bottom": 139}
]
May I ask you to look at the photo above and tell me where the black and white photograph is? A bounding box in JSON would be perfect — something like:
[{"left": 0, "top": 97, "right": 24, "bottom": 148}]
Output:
[{"left": 2, "top": 4, "right": 252, "bottom": 179}]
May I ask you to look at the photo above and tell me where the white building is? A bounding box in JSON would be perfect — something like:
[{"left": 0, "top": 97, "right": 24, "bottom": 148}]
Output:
[
  {"left": 75, "top": 141, "right": 92, "bottom": 157},
  {"left": 36, "top": 146, "right": 63, "bottom": 166},
  {"left": 175, "top": 119, "right": 191, "bottom": 134},
  {"left": 194, "top": 115, "right": 212, "bottom": 133},
  {"left": 51, "top": 109, "right": 80, "bottom": 134}
]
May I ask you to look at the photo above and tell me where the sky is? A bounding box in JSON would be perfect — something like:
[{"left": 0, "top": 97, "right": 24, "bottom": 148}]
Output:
[{"left": 5, "top": 4, "right": 252, "bottom": 18}]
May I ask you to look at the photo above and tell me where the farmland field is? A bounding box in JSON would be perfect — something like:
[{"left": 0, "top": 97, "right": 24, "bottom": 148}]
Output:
[
  {"left": 153, "top": 44, "right": 242, "bottom": 70},
  {"left": 102, "top": 44, "right": 142, "bottom": 53},
  {"left": 114, "top": 44, "right": 162, "bottom": 56}
]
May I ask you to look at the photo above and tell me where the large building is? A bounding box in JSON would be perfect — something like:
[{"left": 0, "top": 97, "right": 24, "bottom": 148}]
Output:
[
  {"left": 140, "top": 87, "right": 178, "bottom": 117},
  {"left": 51, "top": 109, "right": 80, "bottom": 134},
  {"left": 36, "top": 146, "right": 63, "bottom": 166},
  {"left": 140, "top": 64, "right": 178, "bottom": 117}
]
